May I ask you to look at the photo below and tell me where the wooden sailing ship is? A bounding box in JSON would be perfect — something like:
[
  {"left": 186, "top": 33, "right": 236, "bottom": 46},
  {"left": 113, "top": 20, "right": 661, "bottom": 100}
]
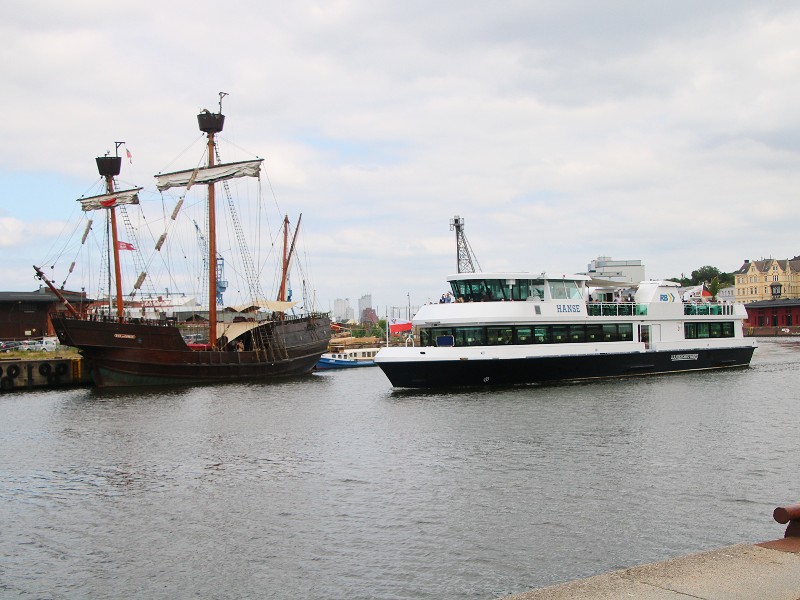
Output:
[{"left": 37, "top": 97, "right": 331, "bottom": 387}]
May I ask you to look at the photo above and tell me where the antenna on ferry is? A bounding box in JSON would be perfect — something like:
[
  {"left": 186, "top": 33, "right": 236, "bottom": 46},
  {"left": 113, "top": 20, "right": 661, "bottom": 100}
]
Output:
[{"left": 450, "top": 215, "right": 482, "bottom": 273}]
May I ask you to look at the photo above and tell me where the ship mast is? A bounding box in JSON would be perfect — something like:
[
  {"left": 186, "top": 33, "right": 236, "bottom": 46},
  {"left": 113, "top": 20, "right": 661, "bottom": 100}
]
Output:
[
  {"left": 96, "top": 144, "right": 126, "bottom": 319},
  {"left": 198, "top": 93, "right": 227, "bottom": 348},
  {"left": 277, "top": 214, "right": 302, "bottom": 304}
]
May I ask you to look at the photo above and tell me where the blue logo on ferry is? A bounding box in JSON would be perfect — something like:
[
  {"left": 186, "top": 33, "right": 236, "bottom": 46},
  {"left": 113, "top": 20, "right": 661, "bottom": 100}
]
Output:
[{"left": 556, "top": 304, "right": 581, "bottom": 313}]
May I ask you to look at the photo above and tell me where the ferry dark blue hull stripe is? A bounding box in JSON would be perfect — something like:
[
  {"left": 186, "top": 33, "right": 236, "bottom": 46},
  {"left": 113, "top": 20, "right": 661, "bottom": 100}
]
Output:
[{"left": 379, "top": 346, "right": 756, "bottom": 388}]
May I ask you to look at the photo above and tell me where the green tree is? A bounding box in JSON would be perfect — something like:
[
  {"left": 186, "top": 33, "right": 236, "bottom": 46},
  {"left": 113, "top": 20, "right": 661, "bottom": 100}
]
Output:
[
  {"left": 667, "top": 275, "right": 691, "bottom": 286},
  {"left": 708, "top": 276, "right": 721, "bottom": 300},
  {"left": 690, "top": 266, "right": 722, "bottom": 285},
  {"left": 369, "top": 319, "right": 387, "bottom": 338}
]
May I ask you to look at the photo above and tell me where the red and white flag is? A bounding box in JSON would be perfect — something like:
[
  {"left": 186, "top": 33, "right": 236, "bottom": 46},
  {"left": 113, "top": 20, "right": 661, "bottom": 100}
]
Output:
[
  {"left": 389, "top": 318, "right": 412, "bottom": 335},
  {"left": 126, "top": 148, "right": 133, "bottom": 164},
  {"left": 117, "top": 241, "right": 135, "bottom": 251}
]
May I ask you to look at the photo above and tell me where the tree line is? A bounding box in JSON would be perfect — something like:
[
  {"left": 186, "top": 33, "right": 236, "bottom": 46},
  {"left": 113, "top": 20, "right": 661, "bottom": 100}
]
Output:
[
  {"left": 667, "top": 266, "right": 735, "bottom": 299},
  {"left": 667, "top": 266, "right": 735, "bottom": 287}
]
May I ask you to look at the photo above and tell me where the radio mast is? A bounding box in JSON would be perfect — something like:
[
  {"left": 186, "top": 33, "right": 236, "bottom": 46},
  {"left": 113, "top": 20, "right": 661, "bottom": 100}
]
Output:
[{"left": 450, "top": 215, "right": 481, "bottom": 273}]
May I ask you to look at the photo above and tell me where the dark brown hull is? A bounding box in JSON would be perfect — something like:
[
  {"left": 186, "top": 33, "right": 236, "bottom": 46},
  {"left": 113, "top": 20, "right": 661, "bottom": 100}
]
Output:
[{"left": 51, "top": 314, "right": 331, "bottom": 388}]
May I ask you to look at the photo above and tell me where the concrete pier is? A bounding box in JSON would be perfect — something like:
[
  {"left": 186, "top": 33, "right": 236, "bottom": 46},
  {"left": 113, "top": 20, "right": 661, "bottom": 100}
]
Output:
[
  {"left": 504, "top": 538, "right": 800, "bottom": 599},
  {"left": 0, "top": 356, "right": 90, "bottom": 392}
]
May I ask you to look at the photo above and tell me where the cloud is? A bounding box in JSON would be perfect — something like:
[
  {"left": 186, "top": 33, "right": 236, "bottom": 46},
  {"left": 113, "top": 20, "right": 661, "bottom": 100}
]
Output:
[{"left": 2, "top": 1, "right": 800, "bottom": 310}]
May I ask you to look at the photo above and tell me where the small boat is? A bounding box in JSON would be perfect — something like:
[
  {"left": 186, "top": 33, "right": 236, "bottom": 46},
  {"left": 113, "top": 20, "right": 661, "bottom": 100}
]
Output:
[
  {"left": 316, "top": 347, "right": 380, "bottom": 370},
  {"left": 375, "top": 272, "right": 757, "bottom": 388},
  {"left": 37, "top": 95, "right": 331, "bottom": 388}
]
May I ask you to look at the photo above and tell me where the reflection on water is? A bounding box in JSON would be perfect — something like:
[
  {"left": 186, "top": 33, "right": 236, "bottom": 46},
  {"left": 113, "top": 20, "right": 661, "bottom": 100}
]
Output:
[{"left": 0, "top": 339, "right": 797, "bottom": 599}]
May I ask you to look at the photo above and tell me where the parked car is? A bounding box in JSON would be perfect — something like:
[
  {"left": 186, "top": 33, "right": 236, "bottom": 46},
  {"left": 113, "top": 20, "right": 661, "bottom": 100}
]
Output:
[
  {"left": 0, "top": 340, "right": 22, "bottom": 352},
  {"left": 19, "top": 338, "right": 59, "bottom": 352}
]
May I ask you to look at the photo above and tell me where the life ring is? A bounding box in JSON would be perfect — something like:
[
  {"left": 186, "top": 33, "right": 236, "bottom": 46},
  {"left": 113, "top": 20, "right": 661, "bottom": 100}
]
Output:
[
  {"left": 0, "top": 377, "right": 12, "bottom": 391},
  {"left": 6, "top": 364, "right": 20, "bottom": 379},
  {"left": 55, "top": 363, "right": 69, "bottom": 377},
  {"left": 39, "top": 363, "right": 52, "bottom": 376}
]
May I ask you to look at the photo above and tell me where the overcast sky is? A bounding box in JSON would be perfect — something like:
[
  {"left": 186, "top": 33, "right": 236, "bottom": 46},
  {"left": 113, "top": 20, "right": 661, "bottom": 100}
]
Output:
[{"left": 2, "top": 1, "right": 799, "bottom": 314}]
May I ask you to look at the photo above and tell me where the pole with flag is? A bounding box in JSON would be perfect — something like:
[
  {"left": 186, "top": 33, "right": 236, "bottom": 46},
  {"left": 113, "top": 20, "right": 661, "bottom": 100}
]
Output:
[{"left": 389, "top": 318, "right": 413, "bottom": 335}]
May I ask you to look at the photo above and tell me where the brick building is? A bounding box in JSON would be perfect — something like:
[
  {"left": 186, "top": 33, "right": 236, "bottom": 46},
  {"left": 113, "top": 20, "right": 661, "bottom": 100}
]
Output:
[{"left": 0, "top": 288, "right": 89, "bottom": 340}]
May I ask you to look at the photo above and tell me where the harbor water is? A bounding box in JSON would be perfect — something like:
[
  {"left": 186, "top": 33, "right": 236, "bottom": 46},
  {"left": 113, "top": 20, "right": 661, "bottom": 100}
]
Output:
[{"left": 1, "top": 338, "right": 798, "bottom": 599}]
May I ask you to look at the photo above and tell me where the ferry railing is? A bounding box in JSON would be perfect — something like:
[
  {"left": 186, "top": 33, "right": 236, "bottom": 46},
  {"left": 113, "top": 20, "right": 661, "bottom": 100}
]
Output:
[
  {"left": 587, "top": 302, "right": 645, "bottom": 317},
  {"left": 683, "top": 303, "right": 734, "bottom": 316}
]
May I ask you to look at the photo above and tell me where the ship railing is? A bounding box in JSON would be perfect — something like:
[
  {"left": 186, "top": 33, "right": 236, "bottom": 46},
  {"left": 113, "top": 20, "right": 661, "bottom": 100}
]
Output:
[
  {"left": 683, "top": 303, "right": 734, "bottom": 316},
  {"left": 61, "top": 313, "right": 181, "bottom": 327},
  {"left": 60, "top": 311, "right": 329, "bottom": 327},
  {"left": 587, "top": 302, "right": 646, "bottom": 317}
]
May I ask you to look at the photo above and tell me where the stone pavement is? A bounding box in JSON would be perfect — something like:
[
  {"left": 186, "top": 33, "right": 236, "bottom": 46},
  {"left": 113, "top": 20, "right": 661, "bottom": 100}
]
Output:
[{"left": 504, "top": 537, "right": 800, "bottom": 600}]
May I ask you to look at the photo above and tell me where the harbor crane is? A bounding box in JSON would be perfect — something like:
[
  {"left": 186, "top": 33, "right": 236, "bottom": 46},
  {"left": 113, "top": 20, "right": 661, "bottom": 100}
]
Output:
[
  {"left": 450, "top": 215, "right": 482, "bottom": 273},
  {"left": 193, "top": 220, "right": 228, "bottom": 305}
]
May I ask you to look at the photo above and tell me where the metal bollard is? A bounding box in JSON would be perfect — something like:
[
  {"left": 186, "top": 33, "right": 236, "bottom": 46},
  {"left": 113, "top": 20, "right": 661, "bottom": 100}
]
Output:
[{"left": 773, "top": 503, "right": 800, "bottom": 537}]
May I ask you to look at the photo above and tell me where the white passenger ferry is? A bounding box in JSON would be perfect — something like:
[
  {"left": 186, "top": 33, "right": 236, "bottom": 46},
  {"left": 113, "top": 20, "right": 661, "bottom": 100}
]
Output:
[{"left": 374, "top": 272, "right": 757, "bottom": 388}]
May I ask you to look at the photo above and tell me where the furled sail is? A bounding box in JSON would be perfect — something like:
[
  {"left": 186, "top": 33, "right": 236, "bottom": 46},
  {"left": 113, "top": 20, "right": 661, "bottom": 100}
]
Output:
[
  {"left": 79, "top": 188, "right": 142, "bottom": 211},
  {"left": 155, "top": 159, "right": 263, "bottom": 191}
]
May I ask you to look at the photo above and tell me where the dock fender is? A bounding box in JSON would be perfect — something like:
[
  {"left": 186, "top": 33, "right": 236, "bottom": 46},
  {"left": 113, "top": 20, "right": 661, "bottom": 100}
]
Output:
[
  {"left": 55, "top": 362, "right": 69, "bottom": 377},
  {"left": 0, "top": 377, "right": 12, "bottom": 391},
  {"left": 39, "top": 363, "right": 52, "bottom": 376},
  {"left": 6, "top": 364, "right": 20, "bottom": 379}
]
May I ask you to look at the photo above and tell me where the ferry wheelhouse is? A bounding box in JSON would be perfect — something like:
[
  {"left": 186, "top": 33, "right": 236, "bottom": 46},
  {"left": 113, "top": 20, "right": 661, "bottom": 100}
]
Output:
[{"left": 374, "top": 272, "right": 756, "bottom": 388}]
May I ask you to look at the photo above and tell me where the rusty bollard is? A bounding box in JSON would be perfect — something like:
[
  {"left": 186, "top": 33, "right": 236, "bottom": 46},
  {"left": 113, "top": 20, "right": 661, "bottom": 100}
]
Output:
[{"left": 773, "top": 503, "right": 800, "bottom": 537}]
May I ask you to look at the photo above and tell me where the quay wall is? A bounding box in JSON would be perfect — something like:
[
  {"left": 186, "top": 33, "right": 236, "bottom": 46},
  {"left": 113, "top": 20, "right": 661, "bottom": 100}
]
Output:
[
  {"left": 0, "top": 356, "right": 91, "bottom": 393},
  {"left": 745, "top": 326, "right": 800, "bottom": 337}
]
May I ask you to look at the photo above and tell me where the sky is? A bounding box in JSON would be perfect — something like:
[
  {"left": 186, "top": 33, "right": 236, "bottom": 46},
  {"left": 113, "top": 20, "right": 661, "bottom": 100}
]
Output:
[{"left": 2, "top": 1, "right": 800, "bottom": 315}]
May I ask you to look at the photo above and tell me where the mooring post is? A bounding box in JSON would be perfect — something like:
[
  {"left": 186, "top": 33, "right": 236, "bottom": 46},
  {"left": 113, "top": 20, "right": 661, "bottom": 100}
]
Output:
[{"left": 773, "top": 503, "right": 800, "bottom": 537}]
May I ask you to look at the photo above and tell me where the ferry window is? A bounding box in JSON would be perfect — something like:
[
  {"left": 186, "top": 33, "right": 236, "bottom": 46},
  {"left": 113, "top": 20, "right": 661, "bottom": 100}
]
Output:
[
  {"left": 722, "top": 322, "right": 734, "bottom": 337},
  {"left": 551, "top": 324, "right": 568, "bottom": 343},
  {"left": 586, "top": 324, "right": 603, "bottom": 342},
  {"left": 420, "top": 329, "right": 432, "bottom": 346},
  {"left": 515, "top": 327, "right": 533, "bottom": 344},
  {"left": 511, "top": 279, "right": 545, "bottom": 301},
  {"left": 709, "top": 323, "right": 722, "bottom": 338},
  {"left": 529, "top": 280, "right": 545, "bottom": 301},
  {"left": 696, "top": 323, "right": 710, "bottom": 339},
  {"left": 569, "top": 325, "right": 586, "bottom": 343},
  {"left": 485, "top": 280, "right": 510, "bottom": 301},
  {"left": 549, "top": 280, "right": 570, "bottom": 300},
  {"left": 685, "top": 323, "right": 697, "bottom": 339},
  {"left": 618, "top": 324, "right": 633, "bottom": 341},
  {"left": 533, "top": 325, "right": 551, "bottom": 344},
  {"left": 487, "top": 327, "right": 513, "bottom": 345},
  {"left": 511, "top": 281, "right": 529, "bottom": 301},
  {"left": 452, "top": 280, "right": 483, "bottom": 301},
  {"left": 548, "top": 279, "right": 582, "bottom": 300},
  {"left": 455, "top": 327, "right": 486, "bottom": 346},
  {"left": 602, "top": 324, "right": 618, "bottom": 341}
]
